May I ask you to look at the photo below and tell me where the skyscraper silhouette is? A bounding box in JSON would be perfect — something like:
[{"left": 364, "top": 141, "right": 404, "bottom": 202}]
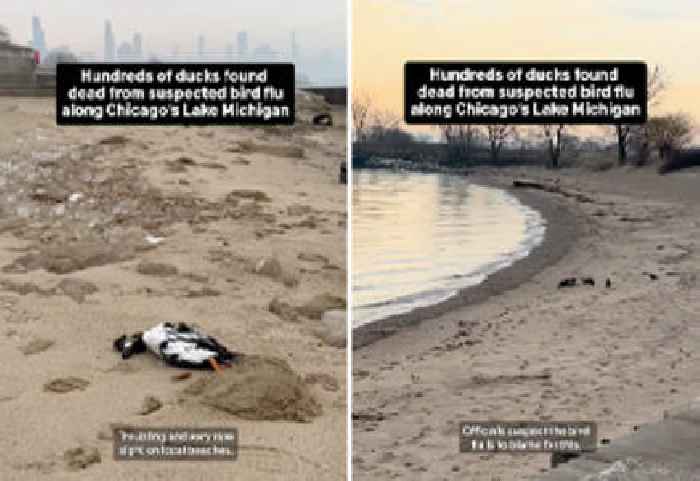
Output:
[
  {"left": 237, "top": 32, "right": 248, "bottom": 60},
  {"left": 197, "top": 35, "right": 205, "bottom": 60},
  {"left": 291, "top": 32, "right": 299, "bottom": 61},
  {"left": 31, "top": 16, "right": 47, "bottom": 59},
  {"left": 133, "top": 33, "right": 143, "bottom": 60},
  {"left": 104, "top": 20, "right": 115, "bottom": 61}
]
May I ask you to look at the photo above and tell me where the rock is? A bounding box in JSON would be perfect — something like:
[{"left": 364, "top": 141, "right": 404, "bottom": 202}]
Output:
[
  {"left": 313, "top": 309, "right": 346, "bottom": 348},
  {"left": 44, "top": 377, "right": 90, "bottom": 393},
  {"left": 138, "top": 395, "right": 163, "bottom": 415},
  {"left": 254, "top": 257, "right": 283, "bottom": 278},
  {"left": 56, "top": 278, "right": 98, "bottom": 303},
  {"left": 20, "top": 338, "right": 54, "bottom": 355},
  {"left": 64, "top": 446, "right": 101, "bottom": 470},
  {"left": 298, "top": 294, "right": 346, "bottom": 320},
  {"left": 269, "top": 297, "right": 298, "bottom": 322},
  {"left": 304, "top": 372, "right": 340, "bottom": 392},
  {"left": 136, "top": 261, "right": 178, "bottom": 277}
]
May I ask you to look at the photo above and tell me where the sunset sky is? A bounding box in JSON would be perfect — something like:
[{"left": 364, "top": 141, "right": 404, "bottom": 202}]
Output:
[{"left": 353, "top": 0, "right": 700, "bottom": 143}]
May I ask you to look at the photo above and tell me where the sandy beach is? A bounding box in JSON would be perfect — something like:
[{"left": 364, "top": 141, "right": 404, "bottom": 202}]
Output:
[
  {"left": 0, "top": 94, "right": 346, "bottom": 480},
  {"left": 353, "top": 166, "right": 700, "bottom": 480}
]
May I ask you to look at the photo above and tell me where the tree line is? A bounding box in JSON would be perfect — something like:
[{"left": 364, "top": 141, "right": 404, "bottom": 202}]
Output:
[{"left": 353, "top": 65, "right": 696, "bottom": 172}]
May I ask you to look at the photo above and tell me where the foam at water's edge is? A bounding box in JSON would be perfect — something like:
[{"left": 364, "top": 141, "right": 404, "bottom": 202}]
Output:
[{"left": 352, "top": 185, "right": 547, "bottom": 328}]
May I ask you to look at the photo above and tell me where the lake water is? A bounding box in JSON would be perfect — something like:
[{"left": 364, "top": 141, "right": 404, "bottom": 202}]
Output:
[{"left": 352, "top": 170, "right": 546, "bottom": 327}]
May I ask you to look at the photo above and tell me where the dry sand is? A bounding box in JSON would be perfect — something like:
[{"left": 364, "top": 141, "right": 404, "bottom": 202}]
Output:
[
  {"left": 353, "top": 166, "right": 700, "bottom": 480},
  {"left": 0, "top": 94, "right": 346, "bottom": 480}
]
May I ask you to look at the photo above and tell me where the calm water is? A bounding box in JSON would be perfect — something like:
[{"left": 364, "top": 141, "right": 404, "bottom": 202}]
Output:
[{"left": 352, "top": 170, "right": 546, "bottom": 327}]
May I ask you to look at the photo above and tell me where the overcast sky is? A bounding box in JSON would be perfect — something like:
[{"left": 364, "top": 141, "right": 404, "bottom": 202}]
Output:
[{"left": 3, "top": 0, "right": 347, "bottom": 83}]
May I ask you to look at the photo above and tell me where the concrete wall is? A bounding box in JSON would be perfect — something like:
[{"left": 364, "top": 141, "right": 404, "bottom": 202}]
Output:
[
  {"left": 0, "top": 43, "right": 36, "bottom": 89},
  {"left": 302, "top": 87, "right": 347, "bottom": 106}
]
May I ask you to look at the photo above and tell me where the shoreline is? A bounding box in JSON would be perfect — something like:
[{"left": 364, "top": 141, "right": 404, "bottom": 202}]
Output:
[
  {"left": 353, "top": 175, "right": 582, "bottom": 349},
  {"left": 353, "top": 166, "right": 700, "bottom": 480}
]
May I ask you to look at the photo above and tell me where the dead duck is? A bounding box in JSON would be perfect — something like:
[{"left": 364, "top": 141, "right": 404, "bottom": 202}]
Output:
[
  {"left": 558, "top": 277, "right": 577, "bottom": 288},
  {"left": 312, "top": 113, "right": 333, "bottom": 126},
  {"left": 114, "top": 322, "right": 239, "bottom": 370}
]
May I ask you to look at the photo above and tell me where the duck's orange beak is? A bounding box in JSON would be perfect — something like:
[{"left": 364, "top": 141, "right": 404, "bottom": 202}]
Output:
[{"left": 209, "top": 358, "right": 224, "bottom": 373}]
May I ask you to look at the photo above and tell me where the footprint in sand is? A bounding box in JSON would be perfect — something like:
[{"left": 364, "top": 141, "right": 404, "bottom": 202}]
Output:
[
  {"left": 19, "top": 337, "right": 54, "bottom": 355},
  {"left": 138, "top": 395, "right": 163, "bottom": 415},
  {"left": 44, "top": 377, "right": 90, "bottom": 393},
  {"left": 64, "top": 446, "right": 101, "bottom": 471}
]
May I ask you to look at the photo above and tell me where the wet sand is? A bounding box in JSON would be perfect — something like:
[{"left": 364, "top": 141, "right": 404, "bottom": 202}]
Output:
[
  {"left": 353, "top": 166, "right": 700, "bottom": 480},
  {"left": 0, "top": 95, "right": 346, "bottom": 480}
]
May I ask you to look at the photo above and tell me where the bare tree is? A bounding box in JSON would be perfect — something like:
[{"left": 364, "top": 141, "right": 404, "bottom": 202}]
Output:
[
  {"left": 352, "top": 90, "right": 371, "bottom": 142},
  {"left": 440, "top": 125, "right": 479, "bottom": 165},
  {"left": 614, "top": 64, "right": 665, "bottom": 165},
  {"left": 542, "top": 124, "right": 565, "bottom": 168},
  {"left": 371, "top": 108, "right": 401, "bottom": 133},
  {"left": 486, "top": 125, "right": 517, "bottom": 161},
  {"left": 647, "top": 113, "right": 694, "bottom": 159}
]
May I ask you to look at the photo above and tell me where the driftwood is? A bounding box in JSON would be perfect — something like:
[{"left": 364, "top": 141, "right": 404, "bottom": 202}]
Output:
[{"left": 513, "top": 178, "right": 595, "bottom": 204}]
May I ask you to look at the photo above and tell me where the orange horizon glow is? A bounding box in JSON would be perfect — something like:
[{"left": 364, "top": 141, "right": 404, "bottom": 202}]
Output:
[{"left": 353, "top": 0, "right": 700, "bottom": 143}]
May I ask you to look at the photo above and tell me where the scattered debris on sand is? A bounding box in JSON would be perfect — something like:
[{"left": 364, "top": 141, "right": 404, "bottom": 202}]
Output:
[
  {"left": 98, "top": 135, "right": 129, "bottom": 146},
  {"left": 298, "top": 252, "right": 330, "bottom": 264},
  {"left": 182, "top": 355, "right": 322, "bottom": 422},
  {"left": 64, "top": 446, "right": 101, "bottom": 470},
  {"left": 227, "top": 189, "right": 271, "bottom": 203},
  {"left": 184, "top": 287, "right": 221, "bottom": 298},
  {"left": 513, "top": 178, "right": 595, "bottom": 203},
  {"left": 44, "top": 376, "right": 90, "bottom": 394},
  {"left": 138, "top": 395, "right": 163, "bottom": 415},
  {"left": 137, "top": 261, "right": 178, "bottom": 277}
]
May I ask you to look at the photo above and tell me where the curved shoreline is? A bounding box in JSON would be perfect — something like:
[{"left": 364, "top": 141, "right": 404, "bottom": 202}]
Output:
[{"left": 353, "top": 181, "right": 582, "bottom": 349}]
